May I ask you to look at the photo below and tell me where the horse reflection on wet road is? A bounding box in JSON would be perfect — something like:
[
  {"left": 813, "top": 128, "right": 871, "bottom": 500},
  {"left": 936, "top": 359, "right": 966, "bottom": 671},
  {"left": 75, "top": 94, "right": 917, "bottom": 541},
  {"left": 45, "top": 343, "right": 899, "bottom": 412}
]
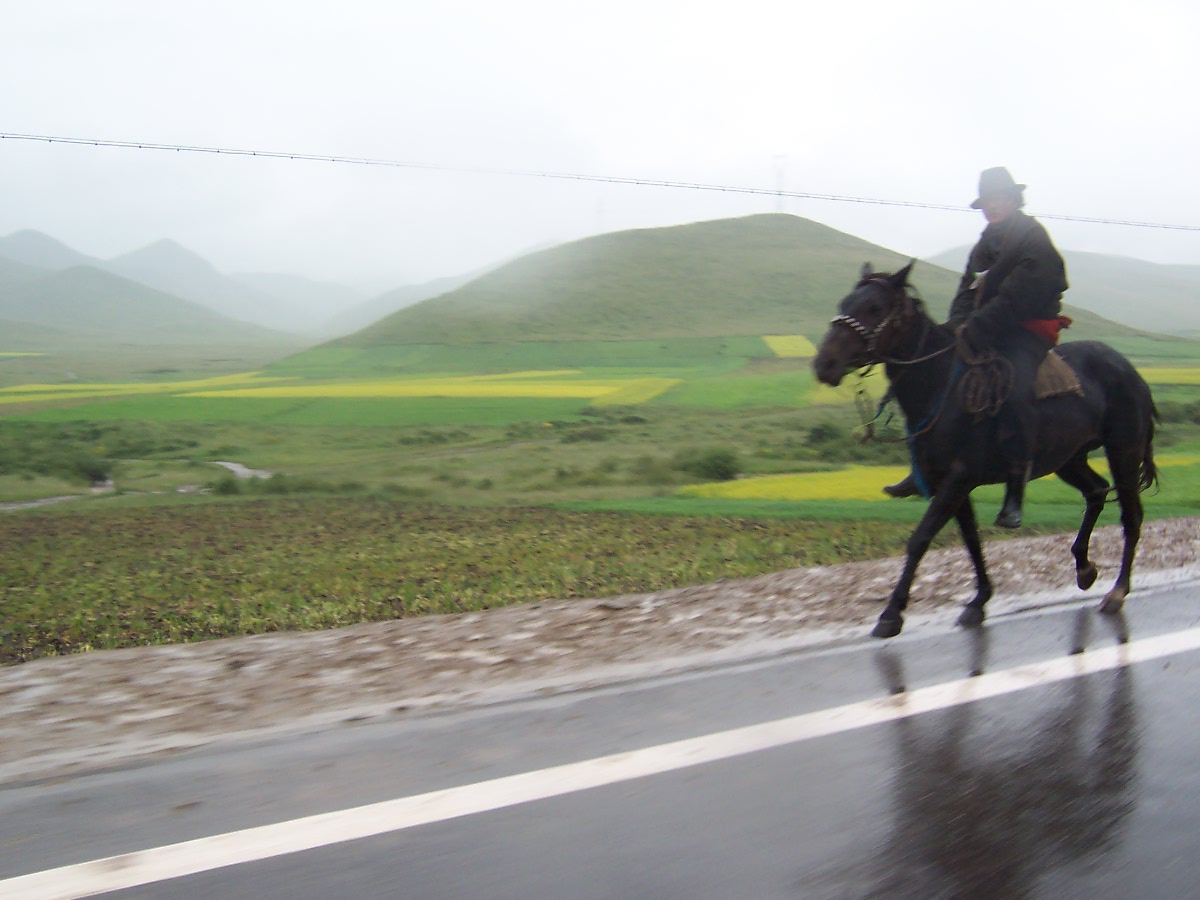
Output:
[{"left": 806, "top": 622, "right": 1139, "bottom": 900}]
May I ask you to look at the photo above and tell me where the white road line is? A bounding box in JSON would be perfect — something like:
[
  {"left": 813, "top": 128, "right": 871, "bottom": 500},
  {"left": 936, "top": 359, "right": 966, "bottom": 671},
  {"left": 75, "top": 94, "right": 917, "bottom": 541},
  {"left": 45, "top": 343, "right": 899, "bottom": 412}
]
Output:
[{"left": 6, "top": 626, "right": 1200, "bottom": 900}]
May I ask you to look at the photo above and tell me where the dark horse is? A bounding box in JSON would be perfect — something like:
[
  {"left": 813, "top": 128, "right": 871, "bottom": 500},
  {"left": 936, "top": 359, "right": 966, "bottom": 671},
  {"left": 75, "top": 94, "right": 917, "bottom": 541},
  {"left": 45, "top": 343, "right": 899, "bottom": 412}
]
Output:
[{"left": 812, "top": 262, "right": 1158, "bottom": 639}]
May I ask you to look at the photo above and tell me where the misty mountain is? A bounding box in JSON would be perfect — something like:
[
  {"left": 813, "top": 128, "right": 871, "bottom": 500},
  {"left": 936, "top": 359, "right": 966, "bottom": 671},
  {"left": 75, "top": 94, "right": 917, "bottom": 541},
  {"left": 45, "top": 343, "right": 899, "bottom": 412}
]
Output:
[
  {"left": 3, "top": 224, "right": 1191, "bottom": 353},
  {"left": 0, "top": 253, "right": 49, "bottom": 295},
  {"left": 0, "top": 262, "right": 291, "bottom": 345},
  {"left": 334, "top": 214, "right": 1144, "bottom": 348},
  {"left": 0, "top": 229, "right": 96, "bottom": 270},
  {"left": 927, "top": 246, "right": 1200, "bottom": 335},
  {"left": 230, "top": 272, "right": 366, "bottom": 334},
  {"left": 322, "top": 270, "right": 498, "bottom": 338},
  {"left": 105, "top": 239, "right": 314, "bottom": 334},
  {"left": 0, "top": 315, "right": 74, "bottom": 350},
  {"left": 0, "top": 231, "right": 373, "bottom": 337}
]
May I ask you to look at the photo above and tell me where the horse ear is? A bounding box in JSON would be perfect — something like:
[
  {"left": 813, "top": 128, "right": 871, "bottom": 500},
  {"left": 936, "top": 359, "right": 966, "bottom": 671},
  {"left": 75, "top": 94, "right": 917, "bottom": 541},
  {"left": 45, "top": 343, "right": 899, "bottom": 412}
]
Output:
[
  {"left": 891, "top": 259, "right": 916, "bottom": 288},
  {"left": 860, "top": 262, "right": 873, "bottom": 280}
]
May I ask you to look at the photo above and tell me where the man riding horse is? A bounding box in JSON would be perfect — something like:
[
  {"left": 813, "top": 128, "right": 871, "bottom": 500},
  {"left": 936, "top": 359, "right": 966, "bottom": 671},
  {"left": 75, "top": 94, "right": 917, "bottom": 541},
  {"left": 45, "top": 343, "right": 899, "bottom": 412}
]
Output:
[{"left": 884, "top": 167, "right": 1069, "bottom": 528}]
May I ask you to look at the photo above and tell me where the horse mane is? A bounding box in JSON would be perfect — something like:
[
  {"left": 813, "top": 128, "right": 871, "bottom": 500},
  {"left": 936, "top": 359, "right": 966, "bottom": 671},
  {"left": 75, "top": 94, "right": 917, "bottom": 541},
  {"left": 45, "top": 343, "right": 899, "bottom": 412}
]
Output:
[{"left": 856, "top": 272, "right": 935, "bottom": 322}]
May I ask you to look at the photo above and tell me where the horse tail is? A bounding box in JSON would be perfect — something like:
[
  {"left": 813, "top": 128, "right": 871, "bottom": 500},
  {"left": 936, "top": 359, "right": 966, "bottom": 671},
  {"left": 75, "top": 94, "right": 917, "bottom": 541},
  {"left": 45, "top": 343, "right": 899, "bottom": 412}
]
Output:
[{"left": 1139, "top": 403, "right": 1160, "bottom": 493}]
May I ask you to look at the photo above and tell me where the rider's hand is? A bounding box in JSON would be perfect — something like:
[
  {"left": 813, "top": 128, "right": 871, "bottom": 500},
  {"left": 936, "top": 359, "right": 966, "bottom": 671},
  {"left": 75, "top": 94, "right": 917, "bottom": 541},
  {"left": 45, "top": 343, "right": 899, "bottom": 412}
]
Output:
[{"left": 956, "top": 316, "right": 988, "bottom": 358}]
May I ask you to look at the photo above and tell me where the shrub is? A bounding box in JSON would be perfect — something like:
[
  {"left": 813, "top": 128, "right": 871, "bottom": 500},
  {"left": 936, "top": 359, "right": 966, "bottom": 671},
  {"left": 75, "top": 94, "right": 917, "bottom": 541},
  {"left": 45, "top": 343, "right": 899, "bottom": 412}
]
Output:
[
  {"left": 1156, "top": 400, "right": 1200, "bottom": 425},
  {"left": 212, "top": 476, "right": 242, "bottom": 495},
  {"left": 630, "top": 454, "right": 677, "bottom": 486},
  {"left": 674, "top": 447, "right": 742, "bottom": 481},
  {"left": 561, "top": 426, "right": 610, "bottom": 443}
]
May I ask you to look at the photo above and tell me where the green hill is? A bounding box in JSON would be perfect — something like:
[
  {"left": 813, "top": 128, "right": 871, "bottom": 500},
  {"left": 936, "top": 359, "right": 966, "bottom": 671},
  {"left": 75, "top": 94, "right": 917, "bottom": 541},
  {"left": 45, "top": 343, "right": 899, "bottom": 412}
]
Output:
[{"left": 335, "top": 213, "right": 1154, "bottom": 348}]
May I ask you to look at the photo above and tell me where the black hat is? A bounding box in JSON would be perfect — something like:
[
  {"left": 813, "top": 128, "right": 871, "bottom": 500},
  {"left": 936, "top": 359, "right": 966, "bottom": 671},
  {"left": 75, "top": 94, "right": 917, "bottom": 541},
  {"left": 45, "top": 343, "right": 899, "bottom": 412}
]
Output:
[{"left": 970, "top": 167, "right": 1026, "bottom": 209}]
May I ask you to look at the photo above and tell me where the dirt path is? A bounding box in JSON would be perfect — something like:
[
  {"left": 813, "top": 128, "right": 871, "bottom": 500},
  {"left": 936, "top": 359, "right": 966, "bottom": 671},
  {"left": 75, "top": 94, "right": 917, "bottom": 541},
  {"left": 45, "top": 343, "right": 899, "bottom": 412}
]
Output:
[{"left": 1, "top": 517, "right": 1197, "bottom": 785}]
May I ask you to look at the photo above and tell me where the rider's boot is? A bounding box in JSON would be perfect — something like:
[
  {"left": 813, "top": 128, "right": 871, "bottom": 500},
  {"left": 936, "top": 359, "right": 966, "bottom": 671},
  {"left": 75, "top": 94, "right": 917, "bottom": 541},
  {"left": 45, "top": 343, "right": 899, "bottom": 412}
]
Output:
[
  {"left": 883, "top": 473, "right": 920, "bottom": 498},
  {"left": 995, "top": 461, "right": 1032, "bottom": 529}
]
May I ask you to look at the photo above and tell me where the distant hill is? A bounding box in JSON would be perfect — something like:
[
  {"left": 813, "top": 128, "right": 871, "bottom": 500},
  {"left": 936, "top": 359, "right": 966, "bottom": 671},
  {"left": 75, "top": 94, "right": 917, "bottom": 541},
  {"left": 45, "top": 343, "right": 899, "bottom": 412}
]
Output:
[
  {"left": 0, "top": 229, "right": 95, "bottom": 270},
  {"left": 105, "top": 239, "right": 313, "bottom": 334},
  {"left": 322, "top": 268, "right": 501, "bottom": 338},
  {"left": 335, "top": 214, "right": 1152, "bottom": 348},
  {"left": 228, "top": 272, "right": 366, "bottom": 335},
  {"left": 928, "top": 246, "right": 1200, "bottom": 335},
  {"left": 0, "top": 316, "right": 73, "bottom": 350},
  {"left": 0, "top": 263, "right": 291, "bottom": 345},
  {"left": 0, "top": 230, "right": 370, "bottom": 337}
]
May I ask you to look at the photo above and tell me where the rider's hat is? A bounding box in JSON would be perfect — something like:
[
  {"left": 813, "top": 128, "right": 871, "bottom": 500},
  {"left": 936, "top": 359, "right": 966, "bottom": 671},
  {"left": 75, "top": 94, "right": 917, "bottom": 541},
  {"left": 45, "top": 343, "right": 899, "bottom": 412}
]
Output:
[{"left": 970, "top": 167, "right": 1026, "bottom": 209}]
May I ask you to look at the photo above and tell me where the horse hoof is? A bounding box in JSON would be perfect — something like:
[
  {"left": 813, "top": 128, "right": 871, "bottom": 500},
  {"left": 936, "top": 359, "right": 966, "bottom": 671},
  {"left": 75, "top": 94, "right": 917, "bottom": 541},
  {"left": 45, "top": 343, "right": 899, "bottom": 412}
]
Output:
[
  {"left": 871, "top": 615, "right": 903, "bottom": 639},
  {"left": 957, "top": 606, "right": 985, "bottom": 629},
  {"left": 994, "top": 509, "right": 1022, "bottom": 529},
  {"left": 1076, "top": 564, "right": 1098, "bottom": 591},
  {"left": 1099, "top": 591, "right": 1127, "bottom": 615}
]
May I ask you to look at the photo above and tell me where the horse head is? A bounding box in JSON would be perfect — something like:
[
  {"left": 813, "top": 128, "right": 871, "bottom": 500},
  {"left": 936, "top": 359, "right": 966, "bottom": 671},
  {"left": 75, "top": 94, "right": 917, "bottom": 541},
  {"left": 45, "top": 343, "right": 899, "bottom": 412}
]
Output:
[{"left": 812, "top": 260, "right": 921, "bottom": 386}]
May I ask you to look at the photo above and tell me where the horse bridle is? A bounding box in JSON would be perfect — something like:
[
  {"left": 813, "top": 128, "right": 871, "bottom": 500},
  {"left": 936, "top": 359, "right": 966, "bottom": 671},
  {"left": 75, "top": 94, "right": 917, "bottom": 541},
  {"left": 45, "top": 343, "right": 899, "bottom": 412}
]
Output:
[
  {"left": 828, "top": 276, "right": 907, "bottom": 361},
  {"left": 829, "top": 276, "right": 949, "bottom": 367}
]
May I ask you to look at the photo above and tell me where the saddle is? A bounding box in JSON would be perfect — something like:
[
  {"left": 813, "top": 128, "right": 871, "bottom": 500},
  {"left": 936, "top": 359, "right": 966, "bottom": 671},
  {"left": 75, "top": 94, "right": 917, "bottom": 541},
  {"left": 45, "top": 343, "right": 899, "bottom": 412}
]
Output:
[{"left": 1036, "top": 349, "right": 1084, "bottom": 400}]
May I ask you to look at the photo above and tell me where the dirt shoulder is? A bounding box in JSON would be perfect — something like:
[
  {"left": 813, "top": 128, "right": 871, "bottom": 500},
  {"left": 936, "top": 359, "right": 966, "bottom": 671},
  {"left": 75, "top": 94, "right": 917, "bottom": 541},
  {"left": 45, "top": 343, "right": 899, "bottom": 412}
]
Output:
[{"left": 2, "top": 517, "right": 1197, "bottom": 785}]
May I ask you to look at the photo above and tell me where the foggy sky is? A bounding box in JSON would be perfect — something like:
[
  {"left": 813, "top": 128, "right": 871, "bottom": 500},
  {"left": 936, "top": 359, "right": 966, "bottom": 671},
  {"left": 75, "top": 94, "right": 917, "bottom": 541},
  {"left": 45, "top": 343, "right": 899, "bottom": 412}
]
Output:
[{"left": 3, "top": 0, "right": 1198, "bottom": 290}]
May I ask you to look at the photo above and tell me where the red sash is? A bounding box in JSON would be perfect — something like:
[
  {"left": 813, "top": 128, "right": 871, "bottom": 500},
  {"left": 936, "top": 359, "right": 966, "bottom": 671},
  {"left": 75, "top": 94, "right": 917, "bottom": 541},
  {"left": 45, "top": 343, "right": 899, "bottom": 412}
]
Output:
[{"left": 1020, "top": 315, "right": 1073, "bottom": 346}]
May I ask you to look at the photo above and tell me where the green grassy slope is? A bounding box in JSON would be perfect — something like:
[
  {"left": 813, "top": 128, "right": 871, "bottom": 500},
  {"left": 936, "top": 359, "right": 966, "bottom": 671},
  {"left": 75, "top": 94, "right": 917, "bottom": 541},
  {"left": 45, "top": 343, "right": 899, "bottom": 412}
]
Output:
[
  {"left": 334, "top": 214, "right": 940, "bottom": 345},
  {"left": 334, "top": 213, "right": 1162, "bottom": 349}
]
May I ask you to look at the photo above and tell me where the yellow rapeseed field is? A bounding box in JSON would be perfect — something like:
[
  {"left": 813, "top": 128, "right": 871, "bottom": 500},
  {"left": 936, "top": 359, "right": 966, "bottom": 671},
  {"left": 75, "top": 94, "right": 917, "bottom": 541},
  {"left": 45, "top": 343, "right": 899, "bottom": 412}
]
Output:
[
  {"left": 1135, "top": 367, "right": 1200, "bottom": 385},
  {"left": 681, "top": 465, "right": 912, "bottom": 501},
  {"left": 683, "top": 454, "right": 1200, "bottom": 503},
  {"left": 0, "top": 372, "right": 285, "bottom": 406},
  {"left": 763, "top": 335, "right": 818, "bottom": 357},
  {"left": 185, "top": 371, "right": 681, "bottom": 404},
  {"left": 590, "top": 378, "right": 682, "bottom": 405},
  {"left": 0, "top": 367, "right": 680, "bottom": 408}
]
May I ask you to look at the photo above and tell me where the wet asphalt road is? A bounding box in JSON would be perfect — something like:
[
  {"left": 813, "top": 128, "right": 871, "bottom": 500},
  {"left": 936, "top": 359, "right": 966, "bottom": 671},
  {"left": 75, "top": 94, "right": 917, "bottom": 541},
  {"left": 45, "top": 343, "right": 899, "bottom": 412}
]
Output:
[{"left": 3, "top": 579, "right": 1200, "bottom": 900}]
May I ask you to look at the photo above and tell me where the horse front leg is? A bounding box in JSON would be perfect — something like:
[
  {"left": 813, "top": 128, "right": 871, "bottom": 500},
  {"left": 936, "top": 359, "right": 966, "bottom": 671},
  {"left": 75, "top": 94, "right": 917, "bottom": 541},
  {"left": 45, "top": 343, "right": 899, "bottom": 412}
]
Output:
[
  {"left": 873, "top": 474, "right": 973, "bottom": 639},
  {"left": 953, "top": 497, "right": 992, "bottom": 629},
  {"left": 1055, "top": 456, "right": 1110, "bottom": 591}
]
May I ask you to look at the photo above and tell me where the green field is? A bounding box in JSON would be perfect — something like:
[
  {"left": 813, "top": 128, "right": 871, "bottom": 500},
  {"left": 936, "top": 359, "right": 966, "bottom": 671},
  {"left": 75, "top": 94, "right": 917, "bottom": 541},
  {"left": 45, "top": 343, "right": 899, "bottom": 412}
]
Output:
[
  {"left": 4, "top": 333, "right": 1200, "bottom": 511},
  {"left": 4, "top": 329, "right": 1200, "bottom": 664}
]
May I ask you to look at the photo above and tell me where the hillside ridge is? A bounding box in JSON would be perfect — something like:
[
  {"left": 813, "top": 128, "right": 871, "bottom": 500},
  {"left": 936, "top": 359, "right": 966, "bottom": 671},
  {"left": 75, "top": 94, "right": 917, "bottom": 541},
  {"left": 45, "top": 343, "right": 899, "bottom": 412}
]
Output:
[{"left": 334, "top": 214, "right": 1158, "bottom": 348}]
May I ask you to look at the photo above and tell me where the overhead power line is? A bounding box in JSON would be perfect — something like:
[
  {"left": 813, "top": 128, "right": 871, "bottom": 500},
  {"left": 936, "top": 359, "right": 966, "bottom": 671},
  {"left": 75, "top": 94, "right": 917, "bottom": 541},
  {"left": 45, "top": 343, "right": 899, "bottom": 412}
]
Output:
[{"left": 3, "top": 131, "right": 1198, "bottom": 232}]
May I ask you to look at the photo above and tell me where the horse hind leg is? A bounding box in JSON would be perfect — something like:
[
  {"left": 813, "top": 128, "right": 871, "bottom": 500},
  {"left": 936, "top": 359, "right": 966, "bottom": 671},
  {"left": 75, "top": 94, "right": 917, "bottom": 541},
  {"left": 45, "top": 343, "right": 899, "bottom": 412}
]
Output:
[
  {"left": 1055, "top": 455, "right": 1111, "bottom": 591},
  {"left": 1100, "top": 449, "right": 1147, "bottom": 614}
]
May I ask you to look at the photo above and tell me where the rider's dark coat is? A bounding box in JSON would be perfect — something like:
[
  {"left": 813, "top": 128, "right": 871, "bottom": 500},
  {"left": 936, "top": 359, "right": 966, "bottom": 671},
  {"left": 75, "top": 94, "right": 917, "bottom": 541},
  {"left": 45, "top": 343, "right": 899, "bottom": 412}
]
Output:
[{"left": 947, "top": 210, "right": 1068, "bottom": 336}]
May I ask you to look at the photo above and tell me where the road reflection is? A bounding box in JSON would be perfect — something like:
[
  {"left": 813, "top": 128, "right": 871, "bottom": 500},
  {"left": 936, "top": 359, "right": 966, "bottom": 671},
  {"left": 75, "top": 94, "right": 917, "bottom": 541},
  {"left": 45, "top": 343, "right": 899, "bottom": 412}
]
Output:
[{"left": 808, "top": 617, "right": 1139, "bottom": 899}]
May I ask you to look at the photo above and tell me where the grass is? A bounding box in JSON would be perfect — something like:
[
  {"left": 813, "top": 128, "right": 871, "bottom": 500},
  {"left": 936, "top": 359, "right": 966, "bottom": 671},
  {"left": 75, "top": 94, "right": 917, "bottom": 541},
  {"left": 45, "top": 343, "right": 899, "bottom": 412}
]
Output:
[
  {"left": 6, "top": 395, "right": 596, "bottom": 427},
  {"left": 0, "top": 498, "right": 933, "bottom": 664}
]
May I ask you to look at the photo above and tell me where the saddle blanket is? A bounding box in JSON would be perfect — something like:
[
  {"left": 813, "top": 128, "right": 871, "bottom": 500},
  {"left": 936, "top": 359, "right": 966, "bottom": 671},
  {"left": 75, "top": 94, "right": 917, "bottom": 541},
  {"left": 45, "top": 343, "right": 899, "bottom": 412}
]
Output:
[{"left": 1036, "top": 349, "right": 1084, "bottom": 400}]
